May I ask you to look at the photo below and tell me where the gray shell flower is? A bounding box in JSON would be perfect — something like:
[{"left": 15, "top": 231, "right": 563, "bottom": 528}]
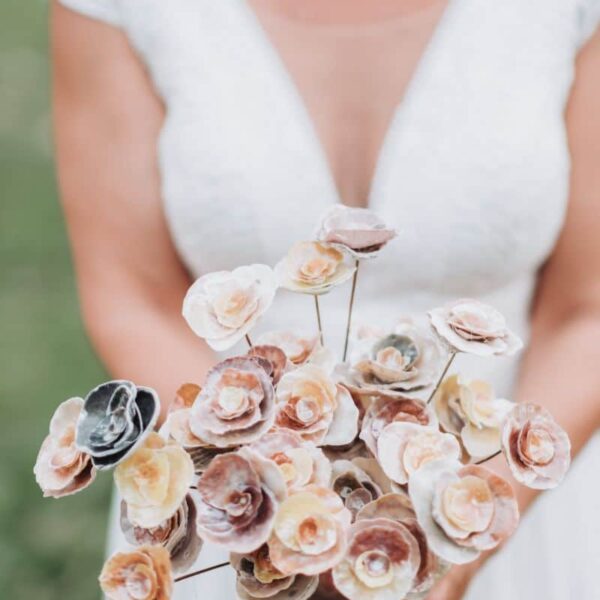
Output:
[{"left": 76, "top": 380, "right": 159, "bottom": 470}]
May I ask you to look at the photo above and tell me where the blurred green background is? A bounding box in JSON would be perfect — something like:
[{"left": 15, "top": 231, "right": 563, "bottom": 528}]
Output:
[{"left": 0, "top": 1, "right": 111, "bottom": 598}]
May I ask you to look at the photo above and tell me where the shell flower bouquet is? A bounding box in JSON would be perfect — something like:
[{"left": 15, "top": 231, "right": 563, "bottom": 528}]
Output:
[{"left": 34, "top": 206, "right": 571, "bottom": 600}]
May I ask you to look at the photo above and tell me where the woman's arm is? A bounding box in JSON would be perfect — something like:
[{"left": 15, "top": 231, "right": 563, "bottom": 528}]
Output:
[
  {"left": 52, "top": 3, "right": 214, "bottom": 416},
  {"left": 428, "top": 27, "right": 600, "bottom": 600}
]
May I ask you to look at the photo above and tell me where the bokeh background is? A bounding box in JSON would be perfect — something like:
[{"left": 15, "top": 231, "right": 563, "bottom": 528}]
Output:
[{"left": 0, "top": 2, "right": 110, "bottom": 598}]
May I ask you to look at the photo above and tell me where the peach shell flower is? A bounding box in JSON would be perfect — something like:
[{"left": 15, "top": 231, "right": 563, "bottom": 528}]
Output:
[
  {"left": 189, "top": 357, "right": 275, "bottom": 448},
  {"left": 256, "top": 330, "right": 320, "bottom": 366},
  {"left": 377, "top": 423, "right": 461, "bottom": 485},
  {"left": 275, "top": 365, "right": 359, "bottom": 446},
  {"left": 428, "top": 299, "right": 522, "bottom": 357},
  {"left": 195, "top": 448, "right": 287, "bottom": 553},
  {"left": 99, "top": 545, "right": 173, "bottom": 600},
  {"left": 434, "top": 375, "right": 514, "bottom": 458},
  {"left": 232, "top": 544, "right": 319, "bottom": 600},
  {"left": 248, "top": 344, "right": 288, "bottom": 385},
  {"left": 120, "top": 494, "right": 202, "bottom": 573},
  {"left": 268, "top": 485, "right": 352, "bottom": 576},
  {"left": 409, "top": 459, "right": 519, "bottom": 564},
  {"left": 275, "top": 241, "right": 356, "bottom": 295},
  {"left": 115, "top": 433, "right": 195, "bottom": 529},
  {"left": 34, "top": 397, "right": 96, "bottom": 498},
  {"left": 331, "top": 517, "right": 420, "bottom": 600},
  {"left": 249, "top": 428, "right": 332, "bottom": 492},
  {"left": 316, "top": 205, "right": 397, "bottom": 259},
  {"left": 182, "top": 264, "right": 277, "bottom": 351},
  {"left": 502, "top": 403, "right": 571, "bottom": 490}
]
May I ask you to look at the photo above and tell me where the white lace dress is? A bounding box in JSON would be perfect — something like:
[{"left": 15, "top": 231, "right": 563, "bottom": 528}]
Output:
[{"left": 59, "top": 0, "right": 600, "bottom": 598}]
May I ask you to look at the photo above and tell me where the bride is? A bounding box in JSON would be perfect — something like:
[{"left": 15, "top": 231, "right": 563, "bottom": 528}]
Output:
[{"left": 52, "top": 0, "right": 600, "bottom": 598}]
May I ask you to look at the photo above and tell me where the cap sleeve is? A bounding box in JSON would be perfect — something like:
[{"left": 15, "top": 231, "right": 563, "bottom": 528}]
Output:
[
  {"left": 58, "top": 0, "right": 121, "bottom": 27},
  {"left": 577, "top": 0, "right": 600, "bottom": 48}
]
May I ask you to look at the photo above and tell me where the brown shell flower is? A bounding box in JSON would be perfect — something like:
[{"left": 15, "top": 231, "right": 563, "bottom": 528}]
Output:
[
  {"left": 359, "top": 395, "right": 437, "bottom": 457},
  {"left": 189, "top": 357, "right": 275, "bottom": 448},
  {"left": 196, "top": 448, "right": 287, "bottom": 553},
  {"left": 502, "top": 403, "right": 571, "bottom": 489},
  {"left": 248, "top": 344, "right": 288, "bottom": 385},
  {"left": 331, "top": 517, "right": 420, "bottom": 600},
  {"left": 34, "top": 397, "right": 96, "bottom": 498},
  {"left": 232, "top": 544, "right": 319, "bottom": 600},
  {"left": 275, "top": 365, "right": 359, "bottom": 446},
  {"left": 99, "top": 545, "right": 173, "bottom": 600},
  {"left": 409, "top": 459, "right": 519, "bottom": 564},
  {"left": 428, "top": 299, "right": 522, "bottom": 357},
  {"left": 268, "top": 485, "right": 352, "bottom": 576},
  {"left": 120, "top": 495, "right": 202, "bottom": 573},
  {"left": 115, "top": 433, "right": 195, "bottom": 528},
  {"left": 275, "top": 241, "right": 356, "bottom": 295},
  {"left": 249, "top": 429, "right": 332, "bottom": 492},
  {"left": 256, "top": 331, "right": 319, "bottom": 366},
  {"left": 316, "top": 205, "right": 397, "bottom": 259}
]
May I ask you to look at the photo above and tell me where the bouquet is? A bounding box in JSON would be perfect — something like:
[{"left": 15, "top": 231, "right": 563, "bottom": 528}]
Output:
[{"left": 34, "top": 205, "right": 571, "bottom": 600}]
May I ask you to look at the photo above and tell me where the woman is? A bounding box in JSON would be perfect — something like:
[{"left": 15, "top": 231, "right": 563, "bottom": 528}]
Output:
[{"left": 52, "top": 0, "right": 600, "bottom": 598}]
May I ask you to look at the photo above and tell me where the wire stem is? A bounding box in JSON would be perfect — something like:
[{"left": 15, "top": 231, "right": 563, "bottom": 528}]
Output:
[
  {"left": 475, "top": 450, "right": 502, "bottom": 465},
  {"left": 245, "top": 334, "right": 253, "bottom": 348},
  {"left": 427, "top": 351, "right": 457, "bottom": 404},
  {"left": 342, "top": 260, "right": 360, "bottom": 362},
  {"left": 175, "top": 561, "right": 230, "bottom": 583},
  {"left": 314, "top": 295, "right": 324, "bottom": 346}
]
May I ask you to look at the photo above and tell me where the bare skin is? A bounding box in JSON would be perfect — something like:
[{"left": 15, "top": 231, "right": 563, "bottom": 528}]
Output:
[{"left": 52, "top": 1, "right": 600, "bottom": 597}]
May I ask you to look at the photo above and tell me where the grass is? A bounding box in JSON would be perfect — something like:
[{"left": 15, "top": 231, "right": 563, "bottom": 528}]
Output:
[{"left": 0, "top": 1, "right": 111, "bottom": 598}]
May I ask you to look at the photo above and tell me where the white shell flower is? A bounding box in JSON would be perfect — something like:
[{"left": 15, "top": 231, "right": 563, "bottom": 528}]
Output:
[
  {"left": 256, "top": 331, "right": 319, "bottom": 366},
  {"left": 34, "top": 397, "right": 96, "bottom": 498},
  {"left": 428, "top": 299, "right": 522, "bottom": 357},
  {"left": 502, "top": 403, "right": 571, "bottom": 490},
  {"left": 409, "top": 460, "right": 519, "bottom": 565},
  {"left": 275, "top": 365, "right": 359, "bottom": 446},
  {"left": 183, "top": 264, "right": 277, "bottom": 351},
  {"left": 377, "top": 423, "right": 461, "bottom": 485},
  {"left": 316, "top": 205, "right": 397, "bottom": 259},
  {"left": 275, "top": 242, "right": 356, "bottom": 295},
  {"left": 434, "top": 375, "right": 514, "bottom": 459}
]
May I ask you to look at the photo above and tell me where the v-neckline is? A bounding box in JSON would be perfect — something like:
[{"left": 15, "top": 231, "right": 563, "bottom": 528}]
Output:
[{"left": 236, "top": 0, "right": 459, "bottom": 209}]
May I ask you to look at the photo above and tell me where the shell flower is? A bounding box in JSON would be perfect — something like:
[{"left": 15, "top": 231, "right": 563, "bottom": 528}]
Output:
[
  {"left": 120, "top": 494, "right": 202, "bottom": 573},
  {"left": 502, "top": 403, "right": 571, "bottom": 490},
  {"left": 249, "top": 429, "right": 332, "bottom": 492},
  {"left": 409, "top": 460, "right": 519, "bottom": 564},
  {"left": 275, "top": 241, "right": 356, "bottom": 295},
  {"left": 99, "top": 545, "right": 173, "bottom": 600},
  {"left": 316, "top": 205, "right": 397, "bottom": 259},
  {"left": 332, "top": 517, "right": 420, "bottom": 600},
  {"left": 275, "top": 365, "right": 359, "bottom": 446},
  {"left": 76, "top": 380, "right": 160, "bottom": 470},
  {"left": 377, "top": 422, "right": 461, "bottom": 485},
  {"left": 256, "top": 330, "right": 320, "bottom": 366},
  {"left": 349, "top": 321, "right": 446, "bottom": 397},
  {"left": 183, "top": 264, "right": 277, "bottom": 351},
  {"left": 115, "top": 433, "right": 195, "bottom": 529},
  {"left": 360, "top": 396, "right": 437, "bottom": 457},
  {"left": 232, "top": 544, "right": 319, "bottom": 600},
  {"left": 189, "top": 357, "right": 275, "bottom": 448},
  {"left": 428, "top": 299, "right": 522, "bottom": 357},
  {"left": 248, "top": 345, "right": 288, "bottom": 385},
  {"left": 434, "top": 376, "right": 514, "bottom": 459},
  {"left": 195, "top": 448, "right": 287, "bottom": 553},
  {"left": 34, "top": 397, "right": 96, "bottom": 498},
  {"left": 268, "top": 485, "right": 352, "bottom": 576}
]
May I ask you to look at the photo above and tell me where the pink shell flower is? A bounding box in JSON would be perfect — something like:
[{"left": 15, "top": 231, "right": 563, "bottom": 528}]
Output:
[
  {"left": 428, "top": 299, "right": 522, "bottom": 357},
  {"left": 502, "top": 403, "right": 571, "bottom": 489},
  {"left": 249, "top": 429, "right": 332, "bottom": 492},
  {"left": 275, "top": 365, "right": 359, "bottom": 446},
  {"left": 247, "top": 344, "right": 288, "bottom": 385},
  {"left": 34, "top": 397, "right": 96, "bottom": 498},
  {"left": 99, "top": 545, "right": 173, "bottom": 600},
  {"left": 195, "top": 448, "right": 287, "bottom": 553},
  {"left": 189, "top": 357, "right": 275, "bottom": 448},
  {"left": 409, "top": 460, "right": 519, "bottom": 564},
  {"left": 359, "top": 395, "right": 437, "bottom": 456},
  {"left": 183, "top": 264, "right": 277, "bottom": 351},
  {"left": 256, "top": 331, "right": 319, "bottom": 366},
  {"left": 316, "top": 205, "right": 397, "bottom": 259},
  {"left": 331, "top": 517, "right": 420, "bottom": 600},
  {"left": 268, "top": 485, "right": 352, "bottom": 576},
  {"left": 232, "top": 544, "right": 319, "bottom": 600}
]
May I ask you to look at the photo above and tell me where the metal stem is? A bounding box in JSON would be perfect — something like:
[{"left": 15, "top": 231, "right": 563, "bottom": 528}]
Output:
[
  {"left": 475, "top": 450, "right": 502, "bottom": 465},
  {"left": 175, "top": 561, "right": 230, "bottom": 583},
  {"left": 342, "top": 260, "right": 360, "bottom": 362},
  {"left": 314, "top": 295, "right": 324, "bottom": 346},
  {"left": 245, "top": 334, "right": 253, "bottom": 348},
  {"left": 427, "top": 351, "right": 457, "bottom": 404}
]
